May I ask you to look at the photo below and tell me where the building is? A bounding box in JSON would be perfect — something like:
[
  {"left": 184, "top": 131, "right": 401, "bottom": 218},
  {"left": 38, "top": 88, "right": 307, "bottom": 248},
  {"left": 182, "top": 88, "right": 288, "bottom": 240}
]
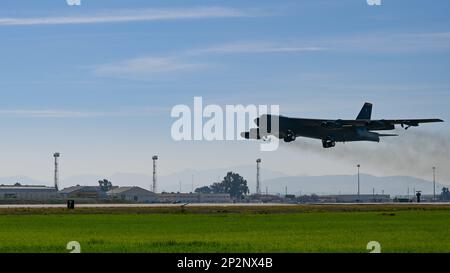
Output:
[
  {"left": 59, "top": 186, "right": 109, "bottom": 199},
  {"left": 249, "top": 194, "right": 285, "bottom": 203},
  {"left": 157, "top": 192, "right": 231, "bottom": 203},
  {"left": 157, "top": 193, "right": 200, "bottom": 203},
  {"left": 107, "top": 186, "right": 156, "bottom": 203},
  {"left": 198, "top": 193, "right": 231, "bottom": 203},
  {"left": 393, "top": 194, "right": 442, "bottom": 203},
  {"left": 0, "top": 185, "right": 58, "bottom": 201},
  {"left": 318, "top": 194, "right": 391, "bottom": 203}
]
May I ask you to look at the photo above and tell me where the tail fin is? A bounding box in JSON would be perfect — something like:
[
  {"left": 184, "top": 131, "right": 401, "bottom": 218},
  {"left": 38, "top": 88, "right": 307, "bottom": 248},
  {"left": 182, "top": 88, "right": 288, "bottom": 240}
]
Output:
[{"left": 356, "top": 102, "right": 372, "bottom": 120}]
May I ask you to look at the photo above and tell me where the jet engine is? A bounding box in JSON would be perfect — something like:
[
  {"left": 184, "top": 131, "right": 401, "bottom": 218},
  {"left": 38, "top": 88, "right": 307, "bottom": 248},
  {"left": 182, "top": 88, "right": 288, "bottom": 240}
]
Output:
[
  {"left": 368, "top": 120, "right": 395, "bottom": 130},
  {"left": 321, "top": 120, "right": 343, "bottom": 129}
]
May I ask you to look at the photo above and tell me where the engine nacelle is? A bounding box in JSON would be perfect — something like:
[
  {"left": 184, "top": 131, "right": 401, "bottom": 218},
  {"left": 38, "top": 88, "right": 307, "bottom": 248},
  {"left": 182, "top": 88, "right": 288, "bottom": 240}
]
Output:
[
  {"left": 321, "top": 120, "right": 343, "bottom": 129},
  {"left": 368, "top": 120, "right": 394, "bottom": 130}
]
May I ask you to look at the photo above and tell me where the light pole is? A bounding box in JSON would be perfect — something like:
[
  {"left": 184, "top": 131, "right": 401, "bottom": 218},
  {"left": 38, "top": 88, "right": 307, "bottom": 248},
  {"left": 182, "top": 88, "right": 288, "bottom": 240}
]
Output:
[
  {"left": 357, "top": 164, "right": 360, "bottom": 199},
  {"left": 256, "top": 159, "right": 261, "bottom": 195},
  {"left": 433, "top": 166, "right": 436, "bottom": 202},
  {"left": 152, "top": 155, "right": 158, "bottom": 193},
  {"left": 53, "top": 152, "right": 60, "bottom": 191}
]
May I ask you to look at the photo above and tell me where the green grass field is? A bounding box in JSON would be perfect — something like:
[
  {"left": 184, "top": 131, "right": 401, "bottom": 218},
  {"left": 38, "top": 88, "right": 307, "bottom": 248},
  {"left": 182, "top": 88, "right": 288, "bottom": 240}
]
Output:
[{"left": 0, "top": 205, "right": 449, "bottom": 253}]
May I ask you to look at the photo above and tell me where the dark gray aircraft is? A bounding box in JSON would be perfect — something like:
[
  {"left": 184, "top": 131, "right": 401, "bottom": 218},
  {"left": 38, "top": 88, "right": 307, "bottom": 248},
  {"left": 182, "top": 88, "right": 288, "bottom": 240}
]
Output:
[{"left": 241, "top": 103, "right": 443, "bottom": 148}]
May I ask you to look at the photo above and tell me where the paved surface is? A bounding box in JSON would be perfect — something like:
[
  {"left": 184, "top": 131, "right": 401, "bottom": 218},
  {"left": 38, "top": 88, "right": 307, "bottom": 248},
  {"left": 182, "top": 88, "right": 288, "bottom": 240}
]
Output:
[
  {"left": 0, "top": 203, "right": 294, "bottom": 208},
  {"left": 0, "top": 202, "right": 448, "bottom": 208}
]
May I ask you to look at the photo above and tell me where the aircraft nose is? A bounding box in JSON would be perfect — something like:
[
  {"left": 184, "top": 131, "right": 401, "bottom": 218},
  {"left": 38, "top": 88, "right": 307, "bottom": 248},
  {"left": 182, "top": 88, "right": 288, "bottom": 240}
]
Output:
[{"left": 240, "top": 132, "right": 250, "bottom": 139}]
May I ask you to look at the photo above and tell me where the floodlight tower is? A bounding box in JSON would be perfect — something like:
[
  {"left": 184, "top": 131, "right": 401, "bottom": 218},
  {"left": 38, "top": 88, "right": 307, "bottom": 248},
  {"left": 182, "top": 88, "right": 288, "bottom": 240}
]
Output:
[
  {"left": 53, "top": 152, "right": 60, "bottom": 191},
  {"left": 256, "top": 159, "right": 261, "bottom": 195},
  {"left": 152, "top": 155, "right": 158, "bottom": 193}
]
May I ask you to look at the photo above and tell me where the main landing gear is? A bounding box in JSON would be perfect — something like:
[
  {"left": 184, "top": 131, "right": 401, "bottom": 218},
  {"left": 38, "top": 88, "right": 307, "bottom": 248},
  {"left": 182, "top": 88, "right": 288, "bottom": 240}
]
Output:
[
  {"left": 283, "top": 130, "right": 296, "bottom": 142},
  {"left": 322, "top": 138, "right": 336, "bottom": 148}
]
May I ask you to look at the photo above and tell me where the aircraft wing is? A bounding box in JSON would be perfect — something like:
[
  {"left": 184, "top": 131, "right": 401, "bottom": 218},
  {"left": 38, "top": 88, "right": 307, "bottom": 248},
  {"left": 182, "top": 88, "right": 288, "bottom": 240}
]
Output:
[
  {"left": 382, "top": 119, "right": 444, "bottom": 125},
  {"left": 281, "top": 117, "right": 443, "bottom": 130},
  {"left": 280, "top": 117, "right": 442, "bottom": 125},
  {"left": 332, "top": 118, "right": 444, "bottom": 129},
  {"left": 265, "top": 115, "right": 443, "bottom": 132},
  {"left": 381, "top": 119, "right": 444, "bottom": 129}
]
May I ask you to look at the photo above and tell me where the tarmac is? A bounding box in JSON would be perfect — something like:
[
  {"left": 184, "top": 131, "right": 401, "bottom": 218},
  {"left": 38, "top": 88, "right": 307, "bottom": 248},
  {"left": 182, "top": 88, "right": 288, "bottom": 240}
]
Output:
[{"left": 0, "top": 202, "right": 449, "bottom": 208}]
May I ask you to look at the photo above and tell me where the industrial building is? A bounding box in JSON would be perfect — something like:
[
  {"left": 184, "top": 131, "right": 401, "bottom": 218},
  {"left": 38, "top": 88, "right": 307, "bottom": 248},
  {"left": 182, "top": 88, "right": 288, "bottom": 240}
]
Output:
[
  {"left": 59, "top": 186, "right": 109, "bottom": 199},
  {"left": 198, "top": 193, "right": 231, "bottom": 203},
  {"left": 107, "top": 186, "right": 156, "bottom": 203},
  {"left": 0, "top": 185, "right": 58, "bottom": 201},
  {"left": 158, "top": 193, "right": 231, "bottom": 203},
  {"left": 318, "top": 194, "right": 391, "bottom": 203}
]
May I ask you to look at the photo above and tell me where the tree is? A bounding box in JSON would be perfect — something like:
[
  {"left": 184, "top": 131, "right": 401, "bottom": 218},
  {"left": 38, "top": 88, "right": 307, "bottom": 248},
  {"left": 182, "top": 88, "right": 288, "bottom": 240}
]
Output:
[
  {"left": 195, "top": 186, "right": 212, "bottom": 194},
  {"left": 211, "top": 172, "right": 249, "bottom": 199},
  {"left": 98, "top": 179, "right": 113, "bottom": 192}
]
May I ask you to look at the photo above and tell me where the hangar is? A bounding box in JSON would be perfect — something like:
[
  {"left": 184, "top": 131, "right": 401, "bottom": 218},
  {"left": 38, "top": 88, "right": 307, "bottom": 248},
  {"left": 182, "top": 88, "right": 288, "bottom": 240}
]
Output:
[
  {"left": 59, "top": 186, "right": 108, "bottom": 199},
  {"left": 107, "top": 186, "right": 156, "bottom": 203},
  {"left": 0, "top": 184, "right": 58, "bottom": 201}
]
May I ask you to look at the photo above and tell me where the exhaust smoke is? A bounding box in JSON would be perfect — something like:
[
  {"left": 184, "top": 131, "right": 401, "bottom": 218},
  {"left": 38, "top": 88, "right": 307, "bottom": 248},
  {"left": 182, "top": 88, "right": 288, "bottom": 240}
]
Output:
[{"left": 286, "top": 130, "right": 450, "bottom": 185}]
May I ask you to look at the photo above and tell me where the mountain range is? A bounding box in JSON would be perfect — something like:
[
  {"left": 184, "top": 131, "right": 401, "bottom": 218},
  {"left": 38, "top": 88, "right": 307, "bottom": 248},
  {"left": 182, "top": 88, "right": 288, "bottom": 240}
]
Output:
[{"left": 0, "top": 165, "right": 445, "bottom": 196}]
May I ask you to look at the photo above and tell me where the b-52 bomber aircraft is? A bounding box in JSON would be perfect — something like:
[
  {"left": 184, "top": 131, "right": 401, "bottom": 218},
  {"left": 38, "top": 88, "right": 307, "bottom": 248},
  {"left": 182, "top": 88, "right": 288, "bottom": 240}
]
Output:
[{"left": 241, "top": 103, "right": 443, "bottom": 148}]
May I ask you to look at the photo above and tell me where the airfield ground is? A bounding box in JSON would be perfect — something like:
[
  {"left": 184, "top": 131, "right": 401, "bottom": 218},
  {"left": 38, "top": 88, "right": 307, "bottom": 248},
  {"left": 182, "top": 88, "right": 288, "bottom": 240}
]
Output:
[{"left": 0, "top": 204, "right": 449, "bottom": 253}]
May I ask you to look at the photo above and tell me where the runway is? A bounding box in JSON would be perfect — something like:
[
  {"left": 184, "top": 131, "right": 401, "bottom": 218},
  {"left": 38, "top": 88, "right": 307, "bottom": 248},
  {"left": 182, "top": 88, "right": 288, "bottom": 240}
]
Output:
[
  {"left": 0, "top": 203, "right": 295, "bottom": 209},
  {"left": 0, "top": 202, "right": 449, "bottom": 209}
]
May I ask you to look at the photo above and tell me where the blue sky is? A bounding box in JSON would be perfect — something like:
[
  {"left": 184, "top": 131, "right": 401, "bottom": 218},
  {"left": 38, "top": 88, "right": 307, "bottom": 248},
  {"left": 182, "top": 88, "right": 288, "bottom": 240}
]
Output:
[{"left": 0, "top": 0, "right": 449, "bottom": 187}]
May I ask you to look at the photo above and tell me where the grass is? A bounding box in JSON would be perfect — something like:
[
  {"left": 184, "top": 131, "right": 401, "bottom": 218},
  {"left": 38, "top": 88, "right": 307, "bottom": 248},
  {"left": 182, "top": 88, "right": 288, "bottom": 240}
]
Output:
[{"left": 0, "top": 205, "right": 449, "bottom": 253}]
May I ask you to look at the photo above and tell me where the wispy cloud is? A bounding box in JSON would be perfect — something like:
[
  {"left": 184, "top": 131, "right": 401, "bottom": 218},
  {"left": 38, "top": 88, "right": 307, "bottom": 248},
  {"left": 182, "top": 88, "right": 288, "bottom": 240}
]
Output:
[
  {"left": 327, "top": 32, "right": 450, "bottom": 53},
  {"left": 0, "top": 110, "right": 105, "bottom": 118},
  {"left": 0, "top": 7, "right": 254, "bottom": 26},
  {"left": 93, "top": 30, "right": 450, "bottom": 80},
  {"left": 190, "top": 42, "right": 326, "bottom": 54},
  {"left": 193, "top": 31, "right": 450, "bottom": 56},
  {"left": 94, "top": 57, "right": 206, "bottom": 79},
  {"left": 0, "top": 108, "right": 167, "bottom": 118},
  {"left": 95, "top": 42, "right": 324, "bottom": 79},
  {"left": 187, "top": 30, "right": 450, "bottom": 55}
]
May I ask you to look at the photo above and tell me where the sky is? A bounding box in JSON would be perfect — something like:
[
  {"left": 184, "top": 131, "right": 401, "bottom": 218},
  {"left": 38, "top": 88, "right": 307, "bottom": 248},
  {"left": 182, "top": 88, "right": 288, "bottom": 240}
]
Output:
[{"left": 0, "top": 0, "right": 449, "bottom": 187}]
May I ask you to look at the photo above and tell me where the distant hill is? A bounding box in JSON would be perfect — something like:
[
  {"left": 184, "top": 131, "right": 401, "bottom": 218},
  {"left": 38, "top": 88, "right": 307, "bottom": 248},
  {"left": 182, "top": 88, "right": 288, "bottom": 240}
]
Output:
[
  {"left": 0, "top": 176, "right": 48, "bottom": 186},
  {"left": 262, "top": 174, "right": 445, "bottom": 196},
  {"left": 3, "top": 166, "right": 444, "bottom": 197},
  {"left": 62, "top": 174, "right": 103, "bottom": 186},
  {"left": 55, "top": 165, "right": 287, "bottom": 191},
  {"left": 157, "top": 165, "right": 288, "bottom": 193}
]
